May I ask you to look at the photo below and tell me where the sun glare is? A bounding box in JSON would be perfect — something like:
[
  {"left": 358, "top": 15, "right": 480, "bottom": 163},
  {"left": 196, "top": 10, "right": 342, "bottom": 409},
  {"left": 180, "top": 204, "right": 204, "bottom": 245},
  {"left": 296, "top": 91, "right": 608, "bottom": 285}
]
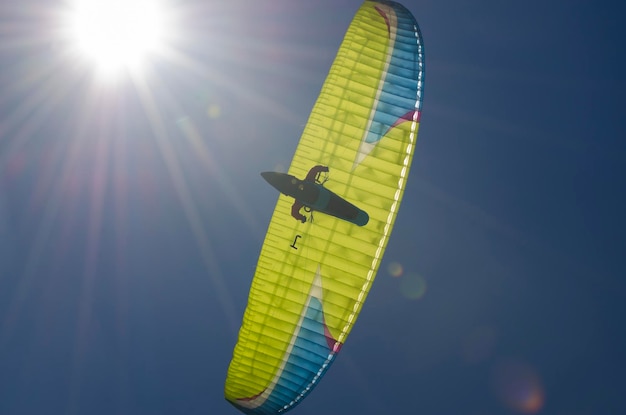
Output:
[{"left": 68, "top": 0, "right": 165, "bottom": 75}]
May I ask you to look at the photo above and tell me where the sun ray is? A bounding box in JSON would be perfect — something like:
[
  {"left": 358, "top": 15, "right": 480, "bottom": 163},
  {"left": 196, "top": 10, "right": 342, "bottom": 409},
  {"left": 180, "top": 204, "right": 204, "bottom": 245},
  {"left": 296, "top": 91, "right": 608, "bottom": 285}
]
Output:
[{"left": 131, "top": 71, "right": 240, "bottom": 329}]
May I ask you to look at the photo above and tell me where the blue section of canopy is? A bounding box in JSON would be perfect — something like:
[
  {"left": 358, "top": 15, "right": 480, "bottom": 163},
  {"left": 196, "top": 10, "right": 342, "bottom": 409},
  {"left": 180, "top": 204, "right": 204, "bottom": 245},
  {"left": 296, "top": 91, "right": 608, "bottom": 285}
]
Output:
[
  {"left": 238, "top": 297, "right": 336, "bottom": 415},
  {"left": 365, "top": 2, "right": 424, "bottom": 143}
]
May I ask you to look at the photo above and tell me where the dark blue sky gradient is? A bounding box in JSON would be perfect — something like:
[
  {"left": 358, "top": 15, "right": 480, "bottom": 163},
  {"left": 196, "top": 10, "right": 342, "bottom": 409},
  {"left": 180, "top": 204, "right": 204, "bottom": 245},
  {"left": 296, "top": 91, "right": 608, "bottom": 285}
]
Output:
[{"left": 1, "top": 1, "right": 625, "bottom": 414}]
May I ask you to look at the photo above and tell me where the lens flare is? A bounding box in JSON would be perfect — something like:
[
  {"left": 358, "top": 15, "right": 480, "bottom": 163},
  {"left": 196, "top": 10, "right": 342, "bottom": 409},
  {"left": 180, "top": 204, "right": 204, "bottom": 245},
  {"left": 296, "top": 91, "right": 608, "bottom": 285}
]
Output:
[
  {"left": 492, "top": 359, "right": 545, "bottom": 414},
  {"left": 207, "top": 104, "right": 221, "bottom": 119},
  {"left": 388, "top": 261, "right": 403, "bottom": 277}
]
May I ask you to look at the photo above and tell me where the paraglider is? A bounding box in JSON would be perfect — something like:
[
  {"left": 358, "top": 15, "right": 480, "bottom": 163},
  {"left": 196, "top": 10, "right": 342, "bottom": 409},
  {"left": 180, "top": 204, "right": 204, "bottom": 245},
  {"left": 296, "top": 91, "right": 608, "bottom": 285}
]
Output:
[{"left": 225, "top": 1, "right": 425, "bottom": 413}]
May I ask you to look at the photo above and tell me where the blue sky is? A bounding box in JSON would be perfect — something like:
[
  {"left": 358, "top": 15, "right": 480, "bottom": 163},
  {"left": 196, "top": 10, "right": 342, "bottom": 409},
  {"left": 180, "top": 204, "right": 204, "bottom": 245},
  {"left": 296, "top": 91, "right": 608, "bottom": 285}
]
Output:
[{"left": 1, "top": 0, "right": 625, "bottom": 414}]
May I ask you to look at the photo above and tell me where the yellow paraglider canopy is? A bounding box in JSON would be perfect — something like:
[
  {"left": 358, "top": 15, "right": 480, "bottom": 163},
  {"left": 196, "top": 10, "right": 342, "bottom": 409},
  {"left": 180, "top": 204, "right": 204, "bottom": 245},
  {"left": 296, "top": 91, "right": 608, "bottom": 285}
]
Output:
[{"left": 225, "top": 1, "right": 425, "bottom": 413}]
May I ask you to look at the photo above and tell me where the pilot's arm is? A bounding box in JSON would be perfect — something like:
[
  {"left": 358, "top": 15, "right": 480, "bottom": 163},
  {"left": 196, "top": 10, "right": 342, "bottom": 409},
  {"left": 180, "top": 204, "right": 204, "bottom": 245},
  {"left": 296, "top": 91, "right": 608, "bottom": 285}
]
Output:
[
  {"left": 291, "top": 200, "right": 307, "bottom": 223},
  {"left": 305, "top": 165, "right": 329, "bottom": 182}
]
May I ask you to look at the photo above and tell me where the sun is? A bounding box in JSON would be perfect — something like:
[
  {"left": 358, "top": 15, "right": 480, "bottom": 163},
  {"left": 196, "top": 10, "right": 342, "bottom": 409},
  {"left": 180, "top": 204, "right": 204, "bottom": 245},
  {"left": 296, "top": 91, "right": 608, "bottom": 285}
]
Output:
[{"left": 67, "top": 0, "right": 166, "bottom": 76}]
